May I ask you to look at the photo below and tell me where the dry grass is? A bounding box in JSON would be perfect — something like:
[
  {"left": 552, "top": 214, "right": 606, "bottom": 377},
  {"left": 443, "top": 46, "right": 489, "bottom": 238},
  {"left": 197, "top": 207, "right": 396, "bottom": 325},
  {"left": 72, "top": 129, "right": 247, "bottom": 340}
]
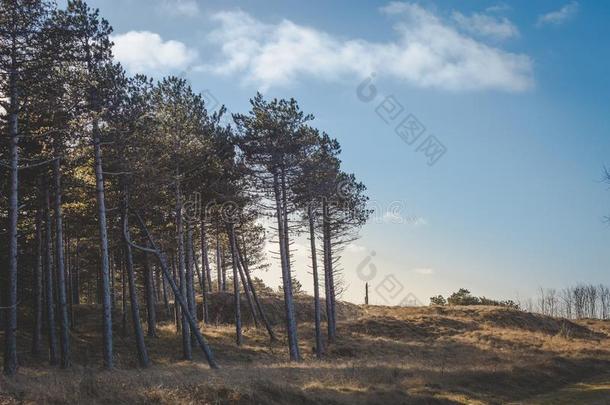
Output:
[{"left": 2, "top": 300, "right": 610, "bottom": 404}]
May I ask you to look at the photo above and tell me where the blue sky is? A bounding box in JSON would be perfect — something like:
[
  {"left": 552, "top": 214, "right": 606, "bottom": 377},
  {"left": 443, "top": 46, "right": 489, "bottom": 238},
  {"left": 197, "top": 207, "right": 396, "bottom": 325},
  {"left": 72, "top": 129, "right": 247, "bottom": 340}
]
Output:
[{"left": 83, "top": 0, "right": 610, "bottom": 305}]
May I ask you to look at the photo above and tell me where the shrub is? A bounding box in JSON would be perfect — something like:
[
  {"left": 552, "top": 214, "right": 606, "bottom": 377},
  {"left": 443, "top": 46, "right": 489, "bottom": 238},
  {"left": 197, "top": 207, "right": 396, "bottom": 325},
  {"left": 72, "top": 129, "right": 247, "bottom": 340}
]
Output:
[
  {"left": 430, "top": 295, "right": 447, "bottom": 306},
  {"left": 430, "top": 288, "right": 520, "bottom": 309},
  {"left": 447, "top": 288, "right": 480, "bottom": 306}
]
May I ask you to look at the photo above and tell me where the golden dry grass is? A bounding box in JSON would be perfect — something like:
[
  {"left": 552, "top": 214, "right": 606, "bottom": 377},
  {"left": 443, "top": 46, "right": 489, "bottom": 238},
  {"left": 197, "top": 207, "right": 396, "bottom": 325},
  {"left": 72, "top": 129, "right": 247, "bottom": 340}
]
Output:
[{"left": 2, "top": 300, "right": 610, "bottom": 404}]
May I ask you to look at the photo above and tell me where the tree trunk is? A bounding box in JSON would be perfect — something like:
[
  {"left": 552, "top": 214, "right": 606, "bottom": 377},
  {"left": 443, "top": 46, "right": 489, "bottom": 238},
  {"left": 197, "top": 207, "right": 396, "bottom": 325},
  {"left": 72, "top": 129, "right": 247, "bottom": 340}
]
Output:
[
  {"left": 237, "top": 260, "right": 258, "bottom": 327},
  {"left": 216, "top": 233, "right": 222, "bottom": 292},
  {"left": 53, "top": 157, "right": 71, "bottom": 368},
  {"left": 186, "top": 224, "right": 197, "bottom": 341},
  {"left": 200, "top": 220, "right": 211, "bottom": 325},
  {"left": 221, "top": 246, "right": 227, "bottom": 292},
  {"left": 143, "top": 251, "right": 157, "bottom": 337},
  {"left": 273, "top": 171, "right": 300, "bottom": 361},
  {"left": 31, "top": 195, "right": 44, "bottom": 357},
  {"left": 193, "top": 247, "right": 203, "bottom": 292},
  {"left": 121, "top": 194, "right": 150, "bottom": 368},
  {"left": 171, "top": 255, "right": 180, "bottom": 332},
  {"left": 308, "top": 206, "right": 323, "bottom": 358},
  {"left": 194, "top": 240, "right": 209, "bottom": 324},
  {"left": 231, "top": 230, "right": 258, "bottom": 327},
  {"left": 322, "top": 199, "right": 336, "bottom": 343},
  {"left": 66, "top": 233, "right": 74, "bottom": 329},
  {"left": 201, "top": 220, "right": 213, "bottom": 292},
  {"left": 3, "top": 64, "right": 19, "bottom": 376},
  {"left": 132, "top": 214, "right": 218, "bottom": 368},
  {"left": 73, "top": 240, "right": 80, "bottom": 305},
  {"left": 175, "top": 177, "right": 191, "bottom": 360},
  {"left": 161, "top": 265, "right": 171, "bottom": 318},
  {"left": 44, "top": 185, "right": 59, "bottom": 366},
  {"left": 228, "top": 224, "right": 242, "bottom": 345},
  {"left": 235, "top": 238, "right": 276, "bottom": 341},
  {"left": 121, "top": 253, "right": 127, "bottom": 338},
  {"left": 155, "top": 265, "right": 162, "bottom": 302},
  {"left": 110, "top": 252, "right": 115, "bottom": 310},
  {"left": 93, "top": 122, "right": 113, "bottom": 369}
]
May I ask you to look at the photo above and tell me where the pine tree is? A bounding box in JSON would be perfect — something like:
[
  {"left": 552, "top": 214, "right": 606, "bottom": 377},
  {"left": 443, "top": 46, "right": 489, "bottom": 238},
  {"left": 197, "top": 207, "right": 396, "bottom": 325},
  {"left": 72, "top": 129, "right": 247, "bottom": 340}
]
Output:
[{"left": 0, "top": 0, "right": 53, "bottom": 375}]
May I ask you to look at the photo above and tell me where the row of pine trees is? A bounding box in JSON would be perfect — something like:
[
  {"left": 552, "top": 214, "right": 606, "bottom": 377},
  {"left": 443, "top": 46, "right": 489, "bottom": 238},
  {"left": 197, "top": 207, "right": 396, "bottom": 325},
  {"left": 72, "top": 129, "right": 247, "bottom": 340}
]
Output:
[{"left": 0, "top": 0, "right": 370, "bottom": 376}]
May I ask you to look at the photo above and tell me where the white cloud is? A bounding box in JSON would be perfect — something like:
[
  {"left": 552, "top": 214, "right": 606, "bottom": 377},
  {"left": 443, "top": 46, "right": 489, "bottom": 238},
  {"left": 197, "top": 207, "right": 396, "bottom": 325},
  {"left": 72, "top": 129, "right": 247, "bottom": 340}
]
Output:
[
  {"left": 112, "top": 31, "right": 197, "bottom": 75},
  {"left": 452, "top": 12, "right": 519, "bottom": 40},
  {"left": 485, "top": 3, "right": 511, "bottom": 14},
  {"left": 411, "top": 268, "right": 435, "bottom": 275},
  {"left": 536, "top": 2, "right": 579, "bottom": 27},
  {"left": 204, "top": 4, "right": 533, "bottom": 92},
  {"left": 157, "top": 0, "right": 200, "bottom": 17}
]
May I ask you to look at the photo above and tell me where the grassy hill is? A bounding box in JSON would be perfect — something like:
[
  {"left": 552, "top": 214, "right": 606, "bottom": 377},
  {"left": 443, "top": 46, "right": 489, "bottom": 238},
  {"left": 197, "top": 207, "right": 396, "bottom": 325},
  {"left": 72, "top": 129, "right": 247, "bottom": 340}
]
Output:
[{"left": 2, "top": 296, "right": 610, "bottom": 404}]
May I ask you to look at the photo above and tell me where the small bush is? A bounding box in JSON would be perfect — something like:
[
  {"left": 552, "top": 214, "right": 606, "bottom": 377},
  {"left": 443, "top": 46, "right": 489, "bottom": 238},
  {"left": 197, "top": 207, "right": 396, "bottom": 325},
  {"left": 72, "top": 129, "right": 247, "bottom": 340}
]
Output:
[
  {"left": 430, "top": 295, "right": 447, "bottom": 306},
  {"left": 430, "top": 288, "right": 520, "bottom": 309}
]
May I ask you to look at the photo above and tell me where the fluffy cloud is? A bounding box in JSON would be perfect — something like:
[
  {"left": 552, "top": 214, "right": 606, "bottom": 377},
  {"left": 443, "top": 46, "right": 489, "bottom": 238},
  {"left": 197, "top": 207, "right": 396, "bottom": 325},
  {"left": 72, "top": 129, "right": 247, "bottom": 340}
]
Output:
[
  {"left": 452, "top": 12, "right": 519, "bottom": 40},
  {"left": 204, "top": 3, "right": 533, "bottom": 92},
  {"left": 536, "top": 2, "right": 579, "bottom": 27},
  {"left": 112, "top": 31, "right": 197, "bottom": 75},
  {"left": 485, "top": 3, "right": 511, "bottom": 14},
  {"left": 157, "top": 0, "right": 200, "bottom": 18}
]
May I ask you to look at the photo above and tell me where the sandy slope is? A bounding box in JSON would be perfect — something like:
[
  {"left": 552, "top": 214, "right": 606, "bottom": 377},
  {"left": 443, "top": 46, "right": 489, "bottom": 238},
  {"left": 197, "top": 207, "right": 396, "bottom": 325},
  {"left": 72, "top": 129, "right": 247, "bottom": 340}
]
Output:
[{"left": 1, "top": 297, "right": 610, "bottom": 404}]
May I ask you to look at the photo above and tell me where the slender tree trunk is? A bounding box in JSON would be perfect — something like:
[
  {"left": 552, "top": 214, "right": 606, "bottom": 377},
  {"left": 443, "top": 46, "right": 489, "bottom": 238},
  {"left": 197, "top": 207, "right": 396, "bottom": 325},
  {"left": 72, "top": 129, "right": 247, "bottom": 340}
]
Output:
[
  {"left": 171, "top": 255, "right": 180, "bottom": 332},
  {"left": 201, "top": 220, "right": 213, "bottom": 292},
  {"left": 161, "top": 265, "right": 170, "bottom": 318},
  {"left": 96, "top": 262, "right": 101, "bottom": 305},
  {"left": 3, "top": 64, "right": 19, "bottom": 376},
  {"left": 175, "top": 177, "right": 191, "bottom": 360},
  {"left": 216, "top": 232, "right": 222, "bottom": 292},
  {"left": 186, "top": 224, "right": 197, "bottom": 340},
  {"left": 237, "top": 260, "right": 258, "bottom": 327},
  {"left": 31, "top": 195, "right": 44, "bottom": 356},
  {"left": 322, "top": 199, "right": 336, "bottom": 343},
  {"left": 308, "top": 206, "right": 323, "bottom": 358},
  {"left": 110, "top": 252, "right": 116, "bottom": 310},
  {"left": 132, "top": 214, "right": 218, "bottom": 368},
  {"left": 228, "top": 224, "right": 242, "bottom": 345},
  {"left": 200, "top": 218, "right": 212, "bottom": 324},
  {"left": 221, "top": 247, "right": 227, "bottom": 292},
  {"left": 280, "top": 167, "right": 294, "bottom": 298},
  {"left": 235, "top": 238, "right": 276, "bottom": 341},
  {"left": 155, "top": 265, "right": 162, "bottom": 301},
  {"left": 121, "top": 253, "right": 127, "bottom": 338},
  {"left": 194, "top": 238, "right": 209, "bottom": 324},
  {"left": 66, "top": 233, "right": 74, "bottom": 329},
  {"left": 328, "top": 241, "right": 337, "bottom": 339},
  {"left": 73, "top": 240, "right": 80, "bottom": 305},
  {"left": 53, "top": 157, "right": 71, "bottom": 368},
  {"left": 121, "top": 193, "right": 150, "bottom": 368},
  {"left": 273, "top": 171, "right": 300, "bottom": 361},
  {"left": 143, "top": 251, "right": 157, "bottom": 337},
  {"left": 93, "top": 121, "right": 113, "bottom": 369},
  {"left": 231, "top": 230, "right": 257, "bottom": 327},
  {"left": 44, "top": 185, "right": 59, "bottom": 366},
  {"left": 193, "top": 248, "right": 204, "bottom": 292}
]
